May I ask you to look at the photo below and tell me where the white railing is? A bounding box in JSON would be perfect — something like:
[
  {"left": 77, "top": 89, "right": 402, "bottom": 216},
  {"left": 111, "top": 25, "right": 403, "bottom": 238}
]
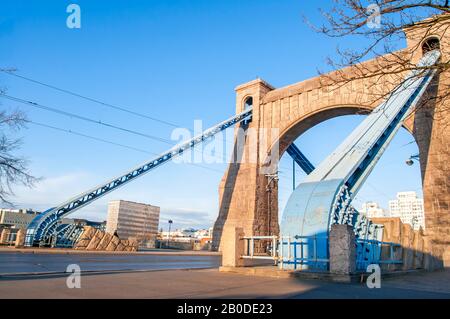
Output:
[
  {"left": 242, "top": 236, "right": 278, "bottom": 263},
  {"left": 241, "top": 234, "right": 329, "bottom": 268}
]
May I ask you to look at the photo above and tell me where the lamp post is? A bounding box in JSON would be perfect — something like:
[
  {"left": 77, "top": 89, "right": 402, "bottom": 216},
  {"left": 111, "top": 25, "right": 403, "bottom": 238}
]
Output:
[
  {"left": 167, "top": 219, "right": 173, "bottom": 248},
  {"left": 292, "top": 158, "right": 296, "bottom": 191},
  {"left": 406, "top": 153, "right": 420, "bottom": 166},
  {"left": 265, "top": 173, "right": 279, "bottom": 236}
]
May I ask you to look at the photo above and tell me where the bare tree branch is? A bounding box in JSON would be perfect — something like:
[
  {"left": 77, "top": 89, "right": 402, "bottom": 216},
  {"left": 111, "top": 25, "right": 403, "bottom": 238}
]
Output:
[
  {"left": 308, "top": 1, "right": 449, "bottom": 120},
  {"left": 0, "top": 103, "right": 39, "bottom": 205}
]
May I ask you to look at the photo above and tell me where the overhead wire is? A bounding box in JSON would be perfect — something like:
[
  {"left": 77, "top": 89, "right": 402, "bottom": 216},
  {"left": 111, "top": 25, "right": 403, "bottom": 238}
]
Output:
[{"left": 28, "top": 120, "right": 225, "bottom": 175}]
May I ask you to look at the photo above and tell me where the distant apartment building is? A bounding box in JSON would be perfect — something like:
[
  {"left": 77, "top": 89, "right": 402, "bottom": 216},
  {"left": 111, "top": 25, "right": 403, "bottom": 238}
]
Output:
[
  {"left": 106, "top": 200, "right": 160, "bottom": 247},
  {"left": 159, "top": 227, "right": 213, "bottom": 250},
  {"left": 360, "top": 202, "right": 386, "bottom": 219},
  {"left": 0, "top": 209, "right": 40, "bottom": 229},
  {"left": 389, "top": 191, "right": 425, "bottom": 230},
  {"left": 160, "top": 227, "right": 212, "bottom": 241}
]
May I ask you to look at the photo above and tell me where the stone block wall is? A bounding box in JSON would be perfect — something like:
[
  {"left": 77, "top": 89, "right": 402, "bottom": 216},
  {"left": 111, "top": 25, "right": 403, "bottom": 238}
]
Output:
[
  {"left": 329, "top": 224, "right": 356, "bottom": 275},
  {"left": 0, "top": 229, "right": 11, "bottom": 245},
  {"left": 369, "top": 217, "right": 438, "bottom": 271},
  {"left": 74, "top": 226, "right": 138, "bottom": 252},
  {"left": 14, "top": 229, "right": 25, "bottom": 248}
]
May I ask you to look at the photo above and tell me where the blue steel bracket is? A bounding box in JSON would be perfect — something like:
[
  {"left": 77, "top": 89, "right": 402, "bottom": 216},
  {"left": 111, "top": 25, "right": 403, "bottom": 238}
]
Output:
[
  {"left": 25, "top": 108, "right": 253, "bottom": 246},
  {"left": 286, "top": 143, "right": 315, "bottom": 175},
  {"left": 279, "top": 50, "right": 440, "bottom": 270}
]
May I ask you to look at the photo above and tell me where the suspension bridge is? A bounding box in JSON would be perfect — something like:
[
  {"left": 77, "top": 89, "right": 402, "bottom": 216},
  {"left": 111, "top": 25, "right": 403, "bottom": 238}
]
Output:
[{"left": 2, "top": 22, "right": 445, "bottom": 272}]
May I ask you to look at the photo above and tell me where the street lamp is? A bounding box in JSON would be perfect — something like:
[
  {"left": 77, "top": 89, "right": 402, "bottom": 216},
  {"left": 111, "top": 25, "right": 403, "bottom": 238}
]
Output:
[
  {"left": 265, "top": 173, "right": 279, "bottom": 236},
  {"left": 167, "top": 219, "right": 173, "bottom": 247},
  {"left": 406, "top": 154, "right": 420, "bottom": 166}
]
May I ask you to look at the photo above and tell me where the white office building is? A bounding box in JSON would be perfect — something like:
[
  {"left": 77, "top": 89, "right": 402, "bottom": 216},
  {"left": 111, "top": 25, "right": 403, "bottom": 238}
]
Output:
[
  {"left": 360, "top": 202, "right": 386, "bottom": 219},
  {"left": 106, "top": 200, "right": 160, "bottom": 246},
  {"left": 389, "top": 191, "right": 425, "bottom": 230}
]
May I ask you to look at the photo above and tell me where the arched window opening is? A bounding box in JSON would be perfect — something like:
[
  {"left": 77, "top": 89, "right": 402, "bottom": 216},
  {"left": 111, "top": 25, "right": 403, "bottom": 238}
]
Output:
[
  {"left": 422, "top": 37, "right": 440, "bottom": 55},
  {"left": 242, "top": 97, "right": 253, "bottom": 126},
  {"left": 244, "top": 97, "right": 253, "bottom": 110}
]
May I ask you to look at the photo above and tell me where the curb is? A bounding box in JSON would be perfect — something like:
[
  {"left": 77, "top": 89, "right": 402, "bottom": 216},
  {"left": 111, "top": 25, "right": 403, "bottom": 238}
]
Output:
[
  {"left": 219, "top": 266, "right": 427, "bottom": 283},
  {"left": 0, "top": 266, "right": 218, "bottom": 280},
  {"left": 0, "top": 247, "right": 221, "bottom": 257}
]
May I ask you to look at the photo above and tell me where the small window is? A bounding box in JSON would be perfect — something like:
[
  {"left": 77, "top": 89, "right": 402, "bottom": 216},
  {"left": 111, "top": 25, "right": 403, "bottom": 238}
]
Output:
[
  {"left": 244, "top": 97, "right": 253, "bottom": 110},
  {"left": 422, "top": 37, "right": 440, "bottom": 55}
]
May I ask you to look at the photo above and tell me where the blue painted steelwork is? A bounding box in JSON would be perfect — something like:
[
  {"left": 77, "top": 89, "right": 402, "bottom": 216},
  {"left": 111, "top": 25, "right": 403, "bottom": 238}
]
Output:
[
  {"left": 286, "top": 143, "right": 315, "bottom": 175},
  {"left": 278, "top": 235, "right": 329, "bottom": 270},
  {"left": 280, "top": 50, "right": 440, "bottom": 270},
  {"left": 53, "top": 223, "right": 86, "bottom": 248},
  {"left": 239, "top": 233, "right": 403, "bottom": 271},
  {"left": 356, "top": 239, "right": 402, "bottom": 270},
  {"left": 25, "top": 108, "right": 253, "bottom": 247}
]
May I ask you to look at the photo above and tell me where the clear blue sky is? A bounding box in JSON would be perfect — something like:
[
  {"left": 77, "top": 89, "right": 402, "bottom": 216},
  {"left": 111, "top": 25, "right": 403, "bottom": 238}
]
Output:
[{"left": 0, "top": 0, "right": 422, "bottom": 230}]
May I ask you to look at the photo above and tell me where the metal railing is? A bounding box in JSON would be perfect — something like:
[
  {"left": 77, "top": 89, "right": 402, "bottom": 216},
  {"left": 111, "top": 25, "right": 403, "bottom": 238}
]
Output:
[
  {"left": 241, "top": 235, "right": 403, "bottom": 271},
  {"left": 242, "top": 236, "right": 278, "bottom": 263},
  {"left": 356, "top": 239, "right": 402, "bottom": 270},
  {"left": 279, "top": 235, "right": 329, "bottom": 270},
  {"left": 241, "top": 235, "right": 330, "bottom": 269}
]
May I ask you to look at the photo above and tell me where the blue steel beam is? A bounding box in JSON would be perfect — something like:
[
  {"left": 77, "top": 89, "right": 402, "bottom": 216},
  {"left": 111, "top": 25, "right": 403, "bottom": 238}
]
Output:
[
  {"left": 280, "top": 50, "right": 440, "bottom": 270},
  {"left": 25, "top": 108, "right": 253, "bottom": 247},
  {"left": 286, "top": 143, "right": 315, "bottom": 175}
]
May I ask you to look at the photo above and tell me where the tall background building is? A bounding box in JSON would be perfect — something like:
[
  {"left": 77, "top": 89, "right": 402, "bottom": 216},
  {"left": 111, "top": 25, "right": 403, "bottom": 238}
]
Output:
[
  {"left": 389, "top": 191, "right": 425, "bottom": 231},
  {"left": 360, "top": 202, "right": 386, "bottom": 219},
  {"left": 0, "top": 209, "right": 40, "bottom": 229},
  {"left": 106, "top": 200, "right": 160, "bottom": 247}
]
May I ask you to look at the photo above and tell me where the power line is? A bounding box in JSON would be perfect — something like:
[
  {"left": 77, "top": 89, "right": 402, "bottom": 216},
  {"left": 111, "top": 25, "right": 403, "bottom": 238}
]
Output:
[
  {"left": 1, "top": 70, "right": 314, "bottom": 167},
  {"left": 1, "top": 94, "right": 174, "bottom": 145},
  {"left": 0, "top": 76, "right": 314, "bottom": 174},
  {"left": 1, "top": 70, "right": 180, "bottom": 128},
  {"left": 0, "top": 70, "right": 255, "bottom": 151},
  {"left": 2, "top": 94, "right": 251, "bottom": 172},
  {"left": 30, "top": 121, "right": 152, "bottom": 155},
  {"left": 28, "top": 120, "right": 225, "bottom": 175},
  {"left": 4, "top": 93, "right": 293, "bottom": 170}
]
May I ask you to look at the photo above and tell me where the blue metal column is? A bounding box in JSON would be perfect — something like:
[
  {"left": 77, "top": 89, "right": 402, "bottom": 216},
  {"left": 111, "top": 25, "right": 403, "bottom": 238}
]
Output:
[
  {"left": 280, "top": 50, "right": 440, "bottom": 270},
  {"left": 286, "top": 143, "right": 315, "bottom": 175}
]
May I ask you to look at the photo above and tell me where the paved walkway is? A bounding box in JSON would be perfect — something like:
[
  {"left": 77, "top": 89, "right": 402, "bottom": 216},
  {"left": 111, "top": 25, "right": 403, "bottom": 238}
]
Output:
[
  {"left": 1, "top": 268, "right": 449, "bottom": 299},
  {"left": 0, "top": 247, "right": 219, "bottom": 256},
  {"left": 0, "top": 250, "right": 221, "bottom": 274}
]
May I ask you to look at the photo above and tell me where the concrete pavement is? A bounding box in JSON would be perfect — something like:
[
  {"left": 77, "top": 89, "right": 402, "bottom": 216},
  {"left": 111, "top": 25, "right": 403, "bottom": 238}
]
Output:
[
  {"left": 0, "top": 250, "right": 221, "bottom": 274},
  {"left": 0, "top": 247, "right": 220, "bottom": 255},
  {"left": 1, "top": 267, "right": 449, "bottom": 299}
]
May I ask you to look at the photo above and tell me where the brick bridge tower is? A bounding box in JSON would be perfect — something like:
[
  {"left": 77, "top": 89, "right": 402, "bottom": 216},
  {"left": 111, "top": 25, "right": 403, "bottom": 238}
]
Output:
[{"left": 212, "top": 18, "right": 449, "bottom": 268}]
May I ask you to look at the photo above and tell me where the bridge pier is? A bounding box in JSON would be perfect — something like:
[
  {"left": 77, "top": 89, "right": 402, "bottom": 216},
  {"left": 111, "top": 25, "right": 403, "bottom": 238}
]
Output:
[
  {"left": 329, "top": 224, "right": 356, "bottom": 275},
  {"left": 212, "top": 79, "right": 279, "bottom": 252},
  {"left": 214, "top": 19, "right": 449, "bottom": 270},
  {"left": 405, "top": 22, "right": 450, "bottom": 269},
  {"left": 220, "top": 227, "right": 246, "bottom": 267}
]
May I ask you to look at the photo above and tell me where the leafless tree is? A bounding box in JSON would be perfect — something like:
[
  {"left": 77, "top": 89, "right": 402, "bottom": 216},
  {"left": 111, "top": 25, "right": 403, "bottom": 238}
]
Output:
[
  {"left": 308, "top": 1, "right": 449, "bottom": 119},
  {"left": 0, "top": 91, "right": 38, "bottom": 204}
]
